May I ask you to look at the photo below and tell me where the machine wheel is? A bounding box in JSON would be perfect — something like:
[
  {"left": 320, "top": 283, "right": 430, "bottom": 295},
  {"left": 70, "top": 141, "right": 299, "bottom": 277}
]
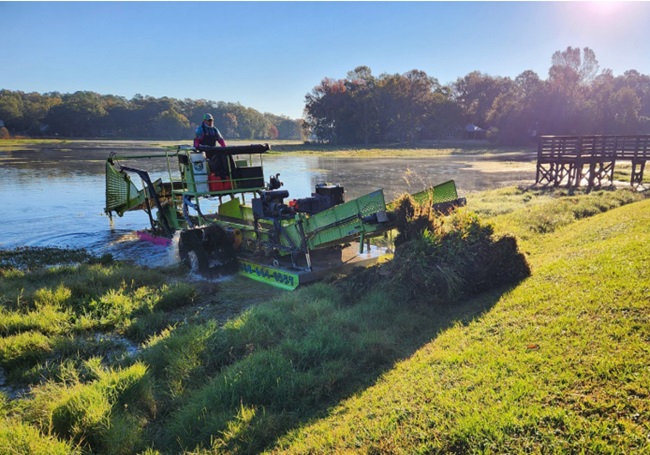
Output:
[
  {"left": 179, "top": 228, "right": 208, "bottom": 273},
  {"left": 179, "top": 225, "right": 238, "bottom": 276}
]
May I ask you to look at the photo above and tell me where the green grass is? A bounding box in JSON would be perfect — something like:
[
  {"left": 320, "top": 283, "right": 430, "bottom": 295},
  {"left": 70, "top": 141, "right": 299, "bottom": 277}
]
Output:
[
  {"left": 271, "top": 196, "right": 650, "bottom": 454},
  {"left": 0, "top": 187, "right": 649, "bottom": 454},
  {"left": 614, "top": 162, "right": 650, "bottom": 185},
  {"left": 0, "top": 416, "right": 81, "bottom": 455},
  {"left": 0, "top": 257, "right": 194, "bottom": 384},
  {"left": 466, "top": 186, "right": 647, "bottom": 243},
  {"left": 23, "top": 358, "right": 155, "bottom": 454}
]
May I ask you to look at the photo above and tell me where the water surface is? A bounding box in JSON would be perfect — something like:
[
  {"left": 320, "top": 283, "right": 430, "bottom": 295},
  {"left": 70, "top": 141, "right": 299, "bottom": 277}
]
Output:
[{"left": 0, "top": 141, "right": 535, "bottom": 266}]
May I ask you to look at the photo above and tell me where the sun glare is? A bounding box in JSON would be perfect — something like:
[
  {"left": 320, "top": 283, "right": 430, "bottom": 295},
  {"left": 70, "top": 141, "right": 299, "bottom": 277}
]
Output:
[{"left": 589, "top": 1, "right": 623, "bottom": 17}]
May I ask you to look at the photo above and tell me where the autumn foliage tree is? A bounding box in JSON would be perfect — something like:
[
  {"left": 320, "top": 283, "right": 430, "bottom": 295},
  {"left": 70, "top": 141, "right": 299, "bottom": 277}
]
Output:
[
  {"left": 304, "top": 47, "right": 650, "bottom": 145},
  {"left": 305, "top": 67, "right": 453, "bottom": 145},
  {"left": 3, "top": 47, "right": 650, "bottom": 144}
]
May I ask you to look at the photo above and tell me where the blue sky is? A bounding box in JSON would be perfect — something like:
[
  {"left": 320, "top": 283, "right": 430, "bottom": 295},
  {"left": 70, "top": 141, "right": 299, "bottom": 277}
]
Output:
[{"left": 2, "top": 2, "right": 650, "bottom": 119}]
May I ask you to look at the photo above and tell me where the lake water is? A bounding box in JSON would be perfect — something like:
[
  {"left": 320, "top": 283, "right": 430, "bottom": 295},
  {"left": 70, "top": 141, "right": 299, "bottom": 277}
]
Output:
[{"left": 0, "top": 141, "right": 535, "bottom": 267}]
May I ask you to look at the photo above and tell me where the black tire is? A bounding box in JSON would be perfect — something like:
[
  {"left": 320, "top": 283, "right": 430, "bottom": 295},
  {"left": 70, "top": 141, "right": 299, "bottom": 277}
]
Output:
[
  {"left": 178, "top": 225, "right": 238, "bottom": 276},
  {"left": 179, "top": 228, "right": 209, "bottom": 273}
]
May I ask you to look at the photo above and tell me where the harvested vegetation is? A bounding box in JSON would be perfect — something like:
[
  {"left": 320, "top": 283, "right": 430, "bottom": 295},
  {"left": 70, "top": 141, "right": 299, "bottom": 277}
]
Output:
[
  {"left": 0, "top": 186, "right": 648, "bottom": 454},
  {"left": 338, "top": 195, "right": 530, "bottom": 304}
]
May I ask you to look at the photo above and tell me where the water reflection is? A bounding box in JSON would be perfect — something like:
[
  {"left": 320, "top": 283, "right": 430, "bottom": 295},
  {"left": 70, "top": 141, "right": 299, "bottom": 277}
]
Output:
[
  {"left": 0, "top": 141, "right": 535, "bottom": 266},
  {"left": 266, "top": 154, "right": 533, "bottom": 201}
]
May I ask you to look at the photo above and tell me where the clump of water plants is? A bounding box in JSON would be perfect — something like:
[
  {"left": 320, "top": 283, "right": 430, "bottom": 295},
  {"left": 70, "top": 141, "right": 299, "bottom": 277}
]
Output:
[
  {"left": 340, "top": 194, "right": 531, "bottom": 304},
  {"left": 0, "top": 247, "right": 100, "bottom": 272}
]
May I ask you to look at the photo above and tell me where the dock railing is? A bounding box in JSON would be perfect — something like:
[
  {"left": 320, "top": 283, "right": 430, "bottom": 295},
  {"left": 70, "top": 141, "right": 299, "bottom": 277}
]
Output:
[{"left": 536, "top": 135, "right": 650, "bottom": 189}]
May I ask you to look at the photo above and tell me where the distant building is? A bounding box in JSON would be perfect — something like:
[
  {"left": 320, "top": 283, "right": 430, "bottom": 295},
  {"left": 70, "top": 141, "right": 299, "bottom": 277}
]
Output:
[
  {"left": 465, "top": 123, "right": 486, "bottom": 139},
  {"left": 0, "top": 120, "right": 8, "bottom": 139}
]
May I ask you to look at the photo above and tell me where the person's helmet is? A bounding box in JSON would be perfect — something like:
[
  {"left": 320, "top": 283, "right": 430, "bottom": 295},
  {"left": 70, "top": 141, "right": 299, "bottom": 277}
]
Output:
[{"left": 203, "top": 113, "right": 214, "bottom": 121}]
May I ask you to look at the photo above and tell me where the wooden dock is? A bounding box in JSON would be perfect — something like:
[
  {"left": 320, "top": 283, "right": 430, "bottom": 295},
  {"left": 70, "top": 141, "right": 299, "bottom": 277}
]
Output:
[{"left": 536, "top": 135, "right": 650, "bottom": 189}]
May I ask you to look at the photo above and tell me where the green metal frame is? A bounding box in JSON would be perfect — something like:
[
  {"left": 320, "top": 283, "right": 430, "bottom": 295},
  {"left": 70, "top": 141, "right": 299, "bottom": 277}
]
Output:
[
  {"left": 238, "top": 259, "right": 300, "bottom": 291},
  {"left": 105, "top": 145, "right": 463, "bottom": 290}
]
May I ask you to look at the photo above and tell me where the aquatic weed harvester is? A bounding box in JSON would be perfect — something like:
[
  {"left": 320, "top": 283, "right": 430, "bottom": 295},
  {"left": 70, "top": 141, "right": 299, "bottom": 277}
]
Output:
[{"left": 104, "top": 144, "right": 465, "bottom": 289}]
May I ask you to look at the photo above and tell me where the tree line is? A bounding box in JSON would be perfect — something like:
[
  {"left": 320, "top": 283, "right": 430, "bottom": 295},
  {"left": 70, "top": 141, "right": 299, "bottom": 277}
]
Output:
[
  {"left": 304, "top": 47, "right": 650, "bottom": 145},
  {"left": 2, "top": 47, "right": 650, "bottom": 145},
  {"left": 0, "top": 91, "right": 304, "bottom": 140}
]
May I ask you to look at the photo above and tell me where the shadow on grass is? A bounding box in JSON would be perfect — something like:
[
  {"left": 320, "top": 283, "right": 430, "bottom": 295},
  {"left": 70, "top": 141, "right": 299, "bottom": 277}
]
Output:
[
  {"left": 0, "top": 224, "right": 525, "bottom": 454},
  {"left": 146, "top": 201, "right": 532, "bottom": 454},
  {"left": 149, "top": 280, "right": 511, "bottom": 454}
]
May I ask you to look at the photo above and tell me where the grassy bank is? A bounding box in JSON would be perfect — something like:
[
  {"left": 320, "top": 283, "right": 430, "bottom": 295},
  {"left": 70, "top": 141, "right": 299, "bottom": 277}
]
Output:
[
  {"left": 1, "top": 187, "right": 648, "bottom": 454},
  {"left": 274, "top": 190, "right": 650, "bottom": 454}
]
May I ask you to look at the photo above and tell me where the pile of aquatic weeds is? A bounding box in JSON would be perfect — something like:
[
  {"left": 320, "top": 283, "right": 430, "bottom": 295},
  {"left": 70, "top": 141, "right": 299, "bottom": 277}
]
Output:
[
  {"left": 338, "top": 194, "right": 531, "bottom": 304},
  {"left": 0, "top": 247, "right": 103, "bottom": 272}
]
